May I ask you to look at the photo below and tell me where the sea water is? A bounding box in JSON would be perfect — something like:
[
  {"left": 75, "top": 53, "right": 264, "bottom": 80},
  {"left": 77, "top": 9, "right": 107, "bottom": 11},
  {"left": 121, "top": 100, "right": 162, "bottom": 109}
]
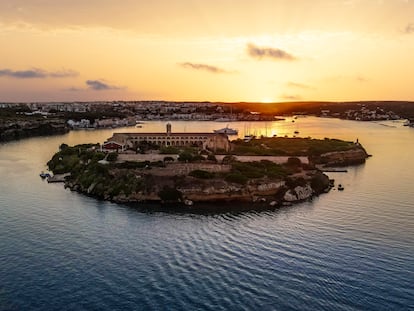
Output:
[{"left": 0, "top": 117, "right": 413, "bottom": 310}]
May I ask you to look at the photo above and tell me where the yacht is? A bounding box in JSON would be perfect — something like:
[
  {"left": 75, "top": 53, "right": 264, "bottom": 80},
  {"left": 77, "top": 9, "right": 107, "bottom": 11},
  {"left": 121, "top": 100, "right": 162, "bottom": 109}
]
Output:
[{"left": 214, "top": 125, "right": 238, "bottom": 135}]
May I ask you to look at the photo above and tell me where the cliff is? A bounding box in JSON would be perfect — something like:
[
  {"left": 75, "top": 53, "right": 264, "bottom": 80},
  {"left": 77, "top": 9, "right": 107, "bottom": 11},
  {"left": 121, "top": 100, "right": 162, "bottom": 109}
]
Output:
[
  {"left": 63, "top": 165, "right": 330, "bottom": 210},
  {"left": 309, "top": 146, "right": 369, "bottom": 167}
]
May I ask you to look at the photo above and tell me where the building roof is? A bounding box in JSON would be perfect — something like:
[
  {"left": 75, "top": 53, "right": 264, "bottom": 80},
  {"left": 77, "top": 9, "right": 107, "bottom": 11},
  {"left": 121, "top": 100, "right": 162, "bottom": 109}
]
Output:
[{"left": 113, "top": 132, "right": 217, "bottom": 137}]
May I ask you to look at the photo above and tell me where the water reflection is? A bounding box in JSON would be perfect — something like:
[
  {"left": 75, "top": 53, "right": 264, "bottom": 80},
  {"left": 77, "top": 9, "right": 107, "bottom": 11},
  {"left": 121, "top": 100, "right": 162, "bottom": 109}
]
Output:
[{"left": 0, "top": 117, "right": 413, "bottom": 310}]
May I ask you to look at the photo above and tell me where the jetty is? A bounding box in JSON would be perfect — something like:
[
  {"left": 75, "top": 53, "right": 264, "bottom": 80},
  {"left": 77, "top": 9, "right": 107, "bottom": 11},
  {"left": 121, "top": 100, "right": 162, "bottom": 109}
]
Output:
[{"left": 47, "top": 173, "right": 71, "bottom": 183}]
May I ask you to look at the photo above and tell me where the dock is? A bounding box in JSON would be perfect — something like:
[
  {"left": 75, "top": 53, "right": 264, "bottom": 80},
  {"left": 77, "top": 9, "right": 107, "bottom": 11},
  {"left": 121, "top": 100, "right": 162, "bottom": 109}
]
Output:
[{"left": 47, "top": 173, "right": 71, "bottom": 183}]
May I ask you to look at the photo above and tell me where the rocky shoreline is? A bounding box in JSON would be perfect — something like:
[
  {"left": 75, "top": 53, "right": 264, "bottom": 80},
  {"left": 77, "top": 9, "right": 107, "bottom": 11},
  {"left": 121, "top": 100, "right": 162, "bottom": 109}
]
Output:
[
  {"left": 310, "top": 147, "right": 370, "bottom": 167},
  {"left": 46, "top": 139, "right": 369, "bottom": 212},
  {"left": 64, "top": 169, "right": 330, "bottom": 210},
  {"left": 0, "top": 119, "right": 69, "bottom": 142}
]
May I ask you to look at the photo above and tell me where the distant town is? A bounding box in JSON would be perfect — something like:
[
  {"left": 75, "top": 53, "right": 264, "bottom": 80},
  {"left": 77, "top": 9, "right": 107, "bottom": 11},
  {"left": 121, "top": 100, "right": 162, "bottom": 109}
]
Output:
[{"left": 1, "top": 100, "right": 414, "bottom": 141}]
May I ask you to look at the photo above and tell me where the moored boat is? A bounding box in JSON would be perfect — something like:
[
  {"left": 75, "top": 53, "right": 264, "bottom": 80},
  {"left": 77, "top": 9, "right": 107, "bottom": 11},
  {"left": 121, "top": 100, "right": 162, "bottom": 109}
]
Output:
[
  {"left": 39, "top": 171, "right": 51, "bottom": 179},
  {"left": 214, "top": 125, "right": 238, "bottom": 135}
]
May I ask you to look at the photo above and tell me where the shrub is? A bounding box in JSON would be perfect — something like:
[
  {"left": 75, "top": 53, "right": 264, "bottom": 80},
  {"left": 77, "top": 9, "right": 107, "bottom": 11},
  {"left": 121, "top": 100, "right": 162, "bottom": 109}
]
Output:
[
  {"left": 189, "top": 170, "right": 215, "bottom": 179},
  {"left": 160, "top": 146, "right": 180, "bottom": 154},
  {"left": 286, "top": 157, "right": 302, "bottom": 167},
  {"left": 158, "top": 186, "right": 182, "bottom": 202},
  {"left": 115, "top": 161, "right": 150, "bottom": 169},
  {"left": 285, "top": 177, "right": 307, "bottom": 189},
  {"left": 207, "top": 154, "right": 217, "bottom": 162},
  {"left": 232, "top": 162, "right": 264, "bottom": 178},
  {"left": 107, "top": 152, "right": 118, "bottom": 162},
  {"left": 225, "top": 173, "right": 248, "bottom": 185},
  {"left": 178, "top": 151, "right": 194, "bottom": 162},
  {"left": 192, "top": 155, "right": 205, "bottom": 162},
  {"left": 222, "top": 155, "right": 236, "bottom": 164},
  {"left": 163, "top": 156, "right": 175, "bottom": 163}
]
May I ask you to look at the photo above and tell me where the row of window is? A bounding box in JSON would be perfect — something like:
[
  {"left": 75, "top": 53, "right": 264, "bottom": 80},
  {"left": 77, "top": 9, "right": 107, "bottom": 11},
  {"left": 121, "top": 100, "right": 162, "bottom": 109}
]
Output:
[
  {"left": 133, "top": 141, "right": 203, "bottom": 146},
  {"left": 130, "top": 136, "right": 209, "bottom": 140}
]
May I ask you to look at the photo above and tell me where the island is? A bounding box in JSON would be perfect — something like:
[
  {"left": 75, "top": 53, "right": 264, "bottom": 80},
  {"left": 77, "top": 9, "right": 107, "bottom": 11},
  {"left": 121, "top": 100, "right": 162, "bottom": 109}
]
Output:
[{"left": 45, "top": 124, "right": 369, "bottom": 211}]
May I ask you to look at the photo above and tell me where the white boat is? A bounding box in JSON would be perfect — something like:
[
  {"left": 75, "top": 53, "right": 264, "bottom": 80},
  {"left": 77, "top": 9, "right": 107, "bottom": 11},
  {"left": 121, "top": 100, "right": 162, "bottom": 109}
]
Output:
[
  {"left": 244, "top": 135, "right": 255, "bottom": 142},
  {"left": 214, "top": 117, "right": 232, "bottom": 122},
  {"left": 214, "top": 125, "right": 238, "bottom": 135}
]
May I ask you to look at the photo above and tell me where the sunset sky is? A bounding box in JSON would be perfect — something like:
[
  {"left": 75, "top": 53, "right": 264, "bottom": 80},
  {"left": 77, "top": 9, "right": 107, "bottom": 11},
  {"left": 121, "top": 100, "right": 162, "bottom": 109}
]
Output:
[{"left": 1, "top": 0, "right": 414, "bottom": 103}]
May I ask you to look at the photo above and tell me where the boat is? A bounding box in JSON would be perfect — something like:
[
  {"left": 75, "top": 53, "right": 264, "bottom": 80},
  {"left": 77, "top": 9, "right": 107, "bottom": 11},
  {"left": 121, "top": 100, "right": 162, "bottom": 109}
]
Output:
[
  {"left": 214, "top": 117, "right": 232, "bottom": 122},
  {"left": 39, "top": 171, "right": 51, "bottom": 179},
  {"left": 244, "top": 135, "right": 256, "bottom": 142},
  {"left": 214, "top": 125, "right": 238, "bottom": 135}
]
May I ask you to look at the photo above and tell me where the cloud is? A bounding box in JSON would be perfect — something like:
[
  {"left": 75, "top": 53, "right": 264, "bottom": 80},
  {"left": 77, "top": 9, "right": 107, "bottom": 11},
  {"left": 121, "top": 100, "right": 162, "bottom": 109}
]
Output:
[
  {"left": 179, "top": 62, "right": 231, "bottom": 74},
  {"left": 404, "top": 23, "right": 414, "bottom": 34},
  {"left": 86, "top": 79, "right": 121, "bottom": 90},
  {"left": 0, "top": 68, "right": 78, "bottom": 79},
  {"left": 356, "top": 75, "right": 368, "bottom": 82},
  {"left": 280, "top": 94, "right": 302, "bottom": 101},
  {"left": 247, "top": 43, "right": 297, "bottom": 61},
  {"left": 287, "top": 81, "right": 313, "bottom": 89},
  {"left": 324, "top": 74, "right": 369, "bottom": 83},
  {"left": 49, "top": 70, "right": 79, "bottom": 78},
  {"left": 65, "top": 80, "right": 124, "bottom": 91},
  {"left": 65, "top": 87, "right": 84, "bottom": 92}
]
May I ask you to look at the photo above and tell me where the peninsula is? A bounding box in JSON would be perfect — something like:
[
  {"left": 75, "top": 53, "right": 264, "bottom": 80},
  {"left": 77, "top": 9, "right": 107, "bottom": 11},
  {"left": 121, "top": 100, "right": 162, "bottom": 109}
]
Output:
[
  {"left": 46, "top": 125, "right": 369, "bottom": 211},
  {"left": 2, "top": 100, "right": 414, "bottom": 143}
]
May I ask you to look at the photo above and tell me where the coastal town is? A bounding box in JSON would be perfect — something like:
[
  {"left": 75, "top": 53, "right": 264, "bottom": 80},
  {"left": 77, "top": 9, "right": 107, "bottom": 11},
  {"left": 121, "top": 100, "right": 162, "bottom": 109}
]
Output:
[{"left": 1, "top": 100, "right": 414, "bottom": 142}]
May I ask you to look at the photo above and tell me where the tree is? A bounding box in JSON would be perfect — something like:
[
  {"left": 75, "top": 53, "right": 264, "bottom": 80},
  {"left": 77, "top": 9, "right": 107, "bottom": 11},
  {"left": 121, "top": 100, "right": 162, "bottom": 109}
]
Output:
[
  {"left": 163, "top": 156, "right": 175, "bottom": 163},
  {"left": 207, "top": 154, "right": 218, "bottom": 162},
  {"left": 286, "top": 157, "right": 302, "bottom": 167},
  {"left": 107, "top": 152, "right": 118, "bottom": 162},
  {"left": 158, "top": 186, "right": 182, "bottom": 202},
  {"left": 178, "top": 151, "right": 194, "bottom": 162},
  {"left": 222, "top": 155, "right": 236, "bottom": 164}
]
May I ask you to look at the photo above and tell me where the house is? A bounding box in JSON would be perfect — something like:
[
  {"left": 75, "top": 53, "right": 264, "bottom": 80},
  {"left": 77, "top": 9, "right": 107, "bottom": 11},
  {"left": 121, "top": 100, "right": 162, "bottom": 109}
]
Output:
[{"left": 101, "top": 140, "right": 126, "bottom": 152}]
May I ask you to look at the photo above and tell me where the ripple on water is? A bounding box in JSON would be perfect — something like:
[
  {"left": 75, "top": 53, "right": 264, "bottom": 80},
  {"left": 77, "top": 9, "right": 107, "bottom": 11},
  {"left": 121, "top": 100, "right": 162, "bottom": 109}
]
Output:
[{"left": 1, "top": 120, "right": 414, "bottom": 310}]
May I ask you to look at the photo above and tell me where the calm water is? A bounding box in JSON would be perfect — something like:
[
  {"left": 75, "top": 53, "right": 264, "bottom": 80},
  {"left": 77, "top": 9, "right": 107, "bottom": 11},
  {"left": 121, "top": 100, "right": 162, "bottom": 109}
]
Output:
[{"left": 0, "top": 117, "right": 413, "bottom": 310}]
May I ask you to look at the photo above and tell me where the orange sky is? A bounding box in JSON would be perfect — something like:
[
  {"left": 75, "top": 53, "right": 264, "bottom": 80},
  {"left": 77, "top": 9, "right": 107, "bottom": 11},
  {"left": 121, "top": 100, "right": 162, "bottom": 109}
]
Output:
[{"left": 1, "top": 0, "right": 414, "bottom": 102}]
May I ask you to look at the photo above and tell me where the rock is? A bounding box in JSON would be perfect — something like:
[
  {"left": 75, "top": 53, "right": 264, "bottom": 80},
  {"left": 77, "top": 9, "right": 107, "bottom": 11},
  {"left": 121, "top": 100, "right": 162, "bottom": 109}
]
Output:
[
  {"left": 283, "top": 185, "right": 313, "bottom": 202},
  {"left": 87, "top": 182, "right": 97, "bottom": 194},
  {"left": 315, "top": 148, "right": 369, "bottom": 166}
]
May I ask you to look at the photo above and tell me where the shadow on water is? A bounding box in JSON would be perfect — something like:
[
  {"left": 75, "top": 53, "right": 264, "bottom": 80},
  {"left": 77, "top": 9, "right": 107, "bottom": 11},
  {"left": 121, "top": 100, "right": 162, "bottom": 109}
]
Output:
[{"left": 120, "top": 197, "right": 316, "bottom": 218}]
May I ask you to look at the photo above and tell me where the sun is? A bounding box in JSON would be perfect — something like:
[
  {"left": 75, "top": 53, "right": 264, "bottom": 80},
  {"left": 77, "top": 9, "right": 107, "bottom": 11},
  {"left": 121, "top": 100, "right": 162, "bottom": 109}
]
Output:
[{"left": 260, "top": 98, "right": 274, "bottom": 104}]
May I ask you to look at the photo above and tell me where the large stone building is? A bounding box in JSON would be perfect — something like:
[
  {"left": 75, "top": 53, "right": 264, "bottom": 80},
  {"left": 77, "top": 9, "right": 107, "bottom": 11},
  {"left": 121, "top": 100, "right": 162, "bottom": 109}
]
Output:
[{"left": 102, "top": 123, "right": 231, "bottom": 152}]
